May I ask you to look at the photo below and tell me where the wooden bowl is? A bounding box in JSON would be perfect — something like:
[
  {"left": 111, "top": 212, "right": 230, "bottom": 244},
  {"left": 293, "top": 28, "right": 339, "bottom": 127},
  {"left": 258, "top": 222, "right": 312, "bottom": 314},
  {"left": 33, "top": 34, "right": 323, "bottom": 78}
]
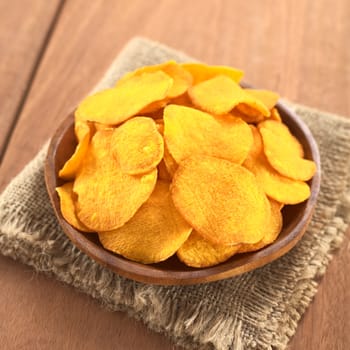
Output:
[{"left": 45, "top": 102, "right": 321, "bottom": 285}]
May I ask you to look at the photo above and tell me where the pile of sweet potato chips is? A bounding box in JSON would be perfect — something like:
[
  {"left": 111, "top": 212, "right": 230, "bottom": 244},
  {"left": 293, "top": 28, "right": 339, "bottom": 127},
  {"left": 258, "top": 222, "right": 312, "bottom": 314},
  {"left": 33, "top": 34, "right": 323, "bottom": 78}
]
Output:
[{"left": 56, "top": 61, "right": 317, "bottom": 267}]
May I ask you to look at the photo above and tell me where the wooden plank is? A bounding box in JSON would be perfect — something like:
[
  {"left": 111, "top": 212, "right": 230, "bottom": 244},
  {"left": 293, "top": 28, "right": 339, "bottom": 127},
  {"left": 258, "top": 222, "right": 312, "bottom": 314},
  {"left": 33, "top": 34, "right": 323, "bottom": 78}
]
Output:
[
  {"left": 0, "top": 0, "right": 63, "bottom": 161},
  {"left": 0, "top": 254, "right": 174, "bottom": 350},
  {"left": 0, "top": 0, "right": 349, "bottom": 349},
  {"left": 288, "top": 230, "right": 350, "bottom": 349}
]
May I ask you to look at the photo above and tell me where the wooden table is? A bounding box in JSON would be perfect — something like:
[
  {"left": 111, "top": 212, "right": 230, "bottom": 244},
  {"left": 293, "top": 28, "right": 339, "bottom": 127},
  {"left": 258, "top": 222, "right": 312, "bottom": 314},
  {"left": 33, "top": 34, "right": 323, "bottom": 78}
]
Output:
[{"left": 1, "top": 1, "right": 349, "bottom": 349}]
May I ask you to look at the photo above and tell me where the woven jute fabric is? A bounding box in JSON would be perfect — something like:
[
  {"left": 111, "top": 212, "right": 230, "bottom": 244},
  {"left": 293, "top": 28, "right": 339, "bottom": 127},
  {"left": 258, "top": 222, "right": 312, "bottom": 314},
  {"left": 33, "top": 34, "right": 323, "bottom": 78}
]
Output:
[{"left": 1, "top": 38, "right": 350, "bottom": 350}]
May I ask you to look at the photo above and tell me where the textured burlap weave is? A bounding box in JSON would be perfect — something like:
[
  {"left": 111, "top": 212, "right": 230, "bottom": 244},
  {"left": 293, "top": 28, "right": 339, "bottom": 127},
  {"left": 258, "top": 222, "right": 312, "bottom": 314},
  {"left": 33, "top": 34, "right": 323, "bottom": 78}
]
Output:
[{"left": 1, "top": 38, "right": 350, "bottom": 350}]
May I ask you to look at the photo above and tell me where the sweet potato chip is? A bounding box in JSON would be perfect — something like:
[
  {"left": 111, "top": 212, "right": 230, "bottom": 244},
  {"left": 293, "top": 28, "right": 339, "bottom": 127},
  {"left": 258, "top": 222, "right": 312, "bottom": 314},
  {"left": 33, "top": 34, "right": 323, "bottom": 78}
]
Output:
[
  {"left": 243, "top": 126, "right": 310, "bottom": 204},
  {"left": 98, "top": 181, "right": 192, "bottom": 264},
  {"left": 75, "top": 71, "right": 173, "bottom": 125},
  {"left": 74, "top": 120, "right": 92, "bottom": 142},
  {"left": 163, "top": 143, "right": 178, "bottom": 176},
  {"left": 270, "top": 107, "right": 282, "bottom": 122},
  {"left": 164, "top": 105, "right": 253, "bottom": 164},
  {"left": 246, "top": 125, "right": 263, "bottom": 158},
  {"left": 74, "top": 129, "right": 157, "bottom": 231},
  {"left": 139, "top": 99, "right": 169, "bottom": 114},
  {"left": 157, "top": 160, "right": 172, "bottom": 181},
  {"left": 111, "top": 117, "right": 164, "bottom": 175},
  {"left": 238, "top": 198, "right": 282, "bottom": 253},
  {"left": 258, "top": 120, "right": 316, "bottom": 181},
  {"left": 259, "top": 199, "right": 283, "bottom": 244},
  {"left": 177, "top": 231, "right": 240, "bottom": 268},
  {"left": 118, "top": 61, "right": 192, "bottom": 98},
  {"left": 171, "top": 155, "right": 268, "bottom": 245},
  {"left": 259, "top": 120, "right": 304, "bottom": 156},
  {"left": 178, "top": 197, "right": 282, "bottom": 264},
  {"left": 247, "top": 158, "right": 310, "bottom": 205},
  {"left": 56, "top": 182, "right": 93, "bottom": 232},
  {"left": 155, "top": 119, "right": 164, "bottom": 132},
  {"left": 182, "top": 62, "right": 243, "bottom": 85},
  {"left": 188, "top": 75, "right": 270, "bottom": 116},
  {"left": 235, "top": 105, "right": 265, "bottom": 123},
  {"left": 170, "top": 93, "right": 193, "bottom": 107},
  {"left": 93, "top": 122, "right": 115, "bottom": 132},
  {"left": 59, "top": 121, "right": 91, "bottom": 180},
  {"left": 143, "top": 107, "right": 166, "bottom": 120},
  {"left": 155, "top": 121, "right": 173, "bottom": 180},
  {"left": 244, "top": 89, "right": 279, "bottom": 110}
]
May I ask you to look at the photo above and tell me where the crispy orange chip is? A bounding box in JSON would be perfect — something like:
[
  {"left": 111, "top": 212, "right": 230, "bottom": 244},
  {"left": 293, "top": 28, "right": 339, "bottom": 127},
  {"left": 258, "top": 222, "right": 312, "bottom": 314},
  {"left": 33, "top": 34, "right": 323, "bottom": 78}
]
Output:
[
  {"left": 170, "top": 93, "right": 194, "bottom": 107},
  {"left": 59, "top": 121, "right": 91, "bottom": 180},
  {"left": 171, "top": 155, "right": 268, "bottom": 245},
  {"left": 74, "top": 129, "right": 157, "bottom": 231},
  {"left": 118, "top": 61, "right": 192, "bottom": 98},
  {"left": 93, "top": 122, "right": 115, "bottom": 132},
  {"left": 234, "top": 105, "right": 265, "bottom": 123},
  {"left": 188, "top": 75, "right": 270, "bottom": 116},
  {"left": 164, "top": 105, "right": 253, "bottom": 164},
  {"left": 74, "top": 120, "right": 93, "bottom": 142},
  {"left": 244, "top": 89, "right": 279, "bottom": 110},
  {"left": 143, "top": 107, "right": 166, "bottom": 120},
  {"left": 157, "top": 160, "right": 172, "bottom": 181},
  {"left": 163, "top": 143, "right": 178, "bottom": 177},
  {"left": 75, "top": 71, "right": 173, "bottom": 125},
  {"left": 259, "top": 120, "right": 304, "bottom": 156},
  {"left": 155, "top": 119, "right": 164, "bottom": 132},
  {"left": 139, "top": 99, "right": 169, "bottom": 114},
  {"left": 270, "top": 107, "right": 282, "bottom": 122},
  {"left": 259, "top": 199, "right": 283, "bottom": 245},
  {"left": 111, "top": 117, "right": 164, "bottom": 175},
  {"left": 56, "top": 182, "right": 93, "bottom": 232},
  {"left": 243, "top": 126, "right": 310, "bottom": 204},
  {"left": 98, "top": 181, "right": 192, "bottom": 264},
  {"left": 258, "top": 120, "right": 316, "bottom": 181},
  {"left": 155, "top": 121, "right": 174, "bottom": 180},
  {"left": 238, "top": 198, "right": 282, "bottom": 253},
  {"left": 182, "top": 62, "right": 244, "bottom": 85},
  {"left": 177, "top": 231, "right": 240, "bottom": 268}
]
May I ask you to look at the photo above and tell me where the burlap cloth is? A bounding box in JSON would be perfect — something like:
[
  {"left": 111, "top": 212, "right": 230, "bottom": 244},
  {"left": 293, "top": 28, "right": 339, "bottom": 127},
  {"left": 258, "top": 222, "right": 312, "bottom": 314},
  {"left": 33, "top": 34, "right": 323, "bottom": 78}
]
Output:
[{"left": 1, "top": 37, "right": 350, "bottom": 350}]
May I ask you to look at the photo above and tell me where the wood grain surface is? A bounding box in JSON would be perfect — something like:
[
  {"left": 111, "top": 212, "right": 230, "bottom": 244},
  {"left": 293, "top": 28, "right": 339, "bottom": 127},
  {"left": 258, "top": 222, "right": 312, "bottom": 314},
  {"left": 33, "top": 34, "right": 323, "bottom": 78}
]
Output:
[
  {"left": 0, "top": 0, "right": 62, "bottom": 160},
  {"left": 0, "top": 0, "right": 349, "bottom": 349}
]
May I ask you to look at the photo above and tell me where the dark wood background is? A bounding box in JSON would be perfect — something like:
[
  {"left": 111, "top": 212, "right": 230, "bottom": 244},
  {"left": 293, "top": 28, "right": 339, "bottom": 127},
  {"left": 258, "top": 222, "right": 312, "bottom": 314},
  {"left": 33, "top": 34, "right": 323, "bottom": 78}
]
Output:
[{"left": 0, "top": 1, "right": 349, "bottom": 349}]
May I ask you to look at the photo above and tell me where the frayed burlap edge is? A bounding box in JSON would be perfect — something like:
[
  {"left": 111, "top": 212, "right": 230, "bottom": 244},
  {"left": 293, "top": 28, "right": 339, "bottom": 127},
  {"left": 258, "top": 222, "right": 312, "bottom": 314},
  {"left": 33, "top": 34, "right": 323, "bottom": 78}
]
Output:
[
  {"left": 0, "top": 125, "right": 349, "bottom": 350},
  {"left": 1, "top": 38, "right": 350, "bottom": 350}
]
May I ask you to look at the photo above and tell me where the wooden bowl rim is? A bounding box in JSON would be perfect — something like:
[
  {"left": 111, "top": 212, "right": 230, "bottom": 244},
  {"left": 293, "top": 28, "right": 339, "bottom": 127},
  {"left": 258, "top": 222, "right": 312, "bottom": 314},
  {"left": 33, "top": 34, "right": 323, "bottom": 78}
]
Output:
[{"left": 45, "top": 101, "right": 321, "bottom": 285}]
